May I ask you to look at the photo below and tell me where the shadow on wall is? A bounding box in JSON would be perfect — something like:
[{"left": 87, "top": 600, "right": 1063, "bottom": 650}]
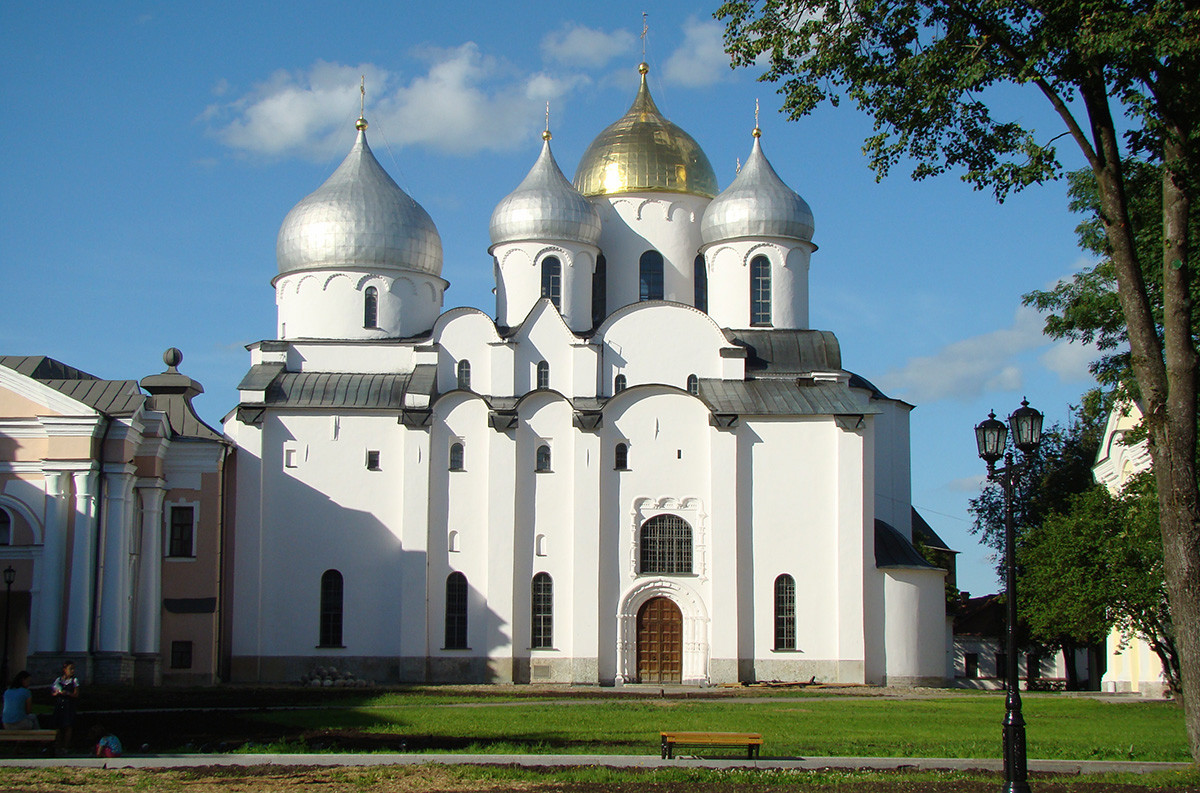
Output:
[{"left": 230, "top": 433, "right": 509, "bottom": 685}]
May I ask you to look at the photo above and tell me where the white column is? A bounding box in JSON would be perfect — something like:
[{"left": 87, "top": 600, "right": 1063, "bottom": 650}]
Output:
[
  {"left": 32, "top": 470, "right": 70, "bottom": 653},
  {"left": 64, "top": 469, "right": 99, "bottom": 653},
  {"left": 134, "top": 482, "right": 166, "bottom": 654},
  {"left": 96, "top": 466, "right": 137, "bottom": 653}
]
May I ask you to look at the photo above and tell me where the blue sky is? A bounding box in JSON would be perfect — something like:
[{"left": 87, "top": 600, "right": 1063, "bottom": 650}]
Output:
[{"left": 1, "top": 1, "right": 1104, "bottom": 596}]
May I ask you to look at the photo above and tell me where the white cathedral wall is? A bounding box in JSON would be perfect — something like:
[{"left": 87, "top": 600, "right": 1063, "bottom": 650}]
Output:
[
  {"left": 600, "top": 305, "right": 727, "bottom": 394},
  {"left": 285, "top": 341, "right": 424, "bottom": 375},
  {"left": 747, "top": 417, "right": 868, "bottom": 683},
  {"left": 275, "top": 269, "right": 446, "bottom": 341},
  {"left": 882, "top": 567, "right": 949, "bottom": 686},
  {"left": 228, "top": 410, "right": 411, "bottom": 682},
  {"left": 702, "top": 239, "right": 812, "bottom": 330},
  {"left": 434, "top": 309, "right": 504, "bottom": 394},
  {"left": 493, "top": 242, "right": 599, "bottom": 332},
  {"left": 869, "top": 398, "right": 914, "bottom": 537},
  {"left": 594, "top": 194, "right": 709, "bottom": 311}
]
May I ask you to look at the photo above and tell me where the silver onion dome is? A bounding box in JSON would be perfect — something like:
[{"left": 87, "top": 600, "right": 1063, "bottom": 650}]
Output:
[
  {"left": 701, "top": 132, "right": 814, "bottom": 245},
  {"left": 277, "top": 124, "right": 443, "bottom": 277},
  {"left": 489, "top": 134, "right": 601, "bottom": 248}
]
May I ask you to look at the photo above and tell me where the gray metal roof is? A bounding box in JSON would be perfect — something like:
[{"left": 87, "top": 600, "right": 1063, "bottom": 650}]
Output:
[
  {"left": 730, "top": 330, "right": 842, "bottom": 374},
  {"left": 875, "top": 519, "right": 939, "bottom": 570},
  {"left": 238, "top": 363, "right": 286, "bottom": 391},
  {"left": 0, "top": 355, "right": 145, "bottom": 415},
  {"left": 699, "top": 378, "right": 878, "bottom": 416},
  {"left": 911, "top": 508, "right": 956, "bottom": 554},
  {"left": 256, "top": 364, "right": 438, "bottom": 410}
]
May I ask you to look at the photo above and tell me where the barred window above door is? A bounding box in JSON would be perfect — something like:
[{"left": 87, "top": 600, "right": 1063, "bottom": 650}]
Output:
[{"left": 638, "top": 515, "right": 693, "bottom": 575}]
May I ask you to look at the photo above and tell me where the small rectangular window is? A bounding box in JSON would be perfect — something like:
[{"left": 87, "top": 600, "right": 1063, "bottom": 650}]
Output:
[
  {"left": 284, "top": 448, "right": 298, "bottom": 468},
  {"left": 170, "top": 640, "right": 193, "bottom": 669},
  {"left": 366, "top": 450, "right": 381, "bottom": 470},
  {"left": 168, "top": 506, "right": 195, "bottom": 558}
]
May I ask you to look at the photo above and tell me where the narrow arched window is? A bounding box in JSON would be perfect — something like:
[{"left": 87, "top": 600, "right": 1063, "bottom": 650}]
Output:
[
  {"left": 535, "top": 444, "right": 552, "bottom": 472},
  {"left": 364, "top": 286, "right": 378, "bottom": 329},
  {"left": 531, "top": 572, "right": 553, "bottom": 649},
  {"left": 614, "top": 374, "right": 626, "bottom": 393},
  {"left": 536, "top": 360, "right": 550, "bottom": 390},
  {"left": 592, "top": 254, "right": 607, "bottom": 327},
  {"left": 750, "top": 255, "right": 772, "bottom": 326},
  {"left": 541, "top": 256, "right": 562, "bottom": 310},
  {"left": 319, "top": 569, "right": 343, "bottom": 647},
  {"left": 449, "top": 442, "right": 465, "bottom": 471},
  {"left": 694, "top": 254, "right": 708, "bottom": 313},
  {"left": 687, "top": 374, "right": 699, "bottom": 396},
  {"left": 639, "top": 515, "right": 693, "bottom": 575},
  {"left": 640, "top": 250, "right": 664, "bottom": 301},
  {"left": 448, "top": 530, "right": 460, "bottom": 553},
  {"left": 457, "top": 359, "right": 471, "bottom": 390},
  {"left": 775, "top": 574, "right": 796, "bottom": 650},
  {"left": 445, "top": 572, "right": 468, "bottom": 649},
  {"left": 615, "top": 443, "right": 628, "bottom": 470},
  {"left": 0, "top": 508, "right": 10, "bottom": 545}
]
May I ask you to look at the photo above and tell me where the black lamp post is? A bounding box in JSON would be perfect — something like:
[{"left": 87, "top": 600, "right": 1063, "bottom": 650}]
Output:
[
  {"left": 976, "top": 398, "right": 1043, "bottom": 793},
  {"left": 1, "top": 565, "right": 14, "bottom": 685}
]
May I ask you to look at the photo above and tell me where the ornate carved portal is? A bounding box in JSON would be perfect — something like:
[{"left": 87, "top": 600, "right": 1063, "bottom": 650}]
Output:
[{"left": 636, "top": 596, "right": 682, "bottom": 683}]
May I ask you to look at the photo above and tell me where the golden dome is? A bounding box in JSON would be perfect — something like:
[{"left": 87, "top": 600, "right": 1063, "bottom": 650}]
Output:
[{"left": 572, "top": 64, "right": 717, "bottom": 199}]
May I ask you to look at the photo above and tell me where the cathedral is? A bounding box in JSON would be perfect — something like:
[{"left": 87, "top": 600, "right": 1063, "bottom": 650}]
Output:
[
  {"left": 223, "top": 63, "right": 948, "bottom": 686},
  {"left": 0, "top": 63, "right": 950, "bottom": 687}
]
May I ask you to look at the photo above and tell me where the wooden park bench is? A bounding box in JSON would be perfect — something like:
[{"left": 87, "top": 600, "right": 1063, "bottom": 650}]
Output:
[
  {"left": 0, "top": 729, "right": 57, "bottom": 745},
  {"left": 660, "top": 730, "right": 763, "bottom": 759}
]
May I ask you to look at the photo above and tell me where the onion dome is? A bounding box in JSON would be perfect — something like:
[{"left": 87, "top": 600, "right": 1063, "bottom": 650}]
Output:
[
  {"left": 276, "top": 120, "right": 443, "bottom": 277},
  {"left": 701, "top": 128, "right": 814, "bottom": 245},
  {"left": 573, "top": 63, "right": 717, "bottom": 199},
  {"left": 490, "top": 130, "right": 601, "bottom": 248}
]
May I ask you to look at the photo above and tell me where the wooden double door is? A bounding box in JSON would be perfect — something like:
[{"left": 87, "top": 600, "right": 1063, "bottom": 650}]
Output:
[{"left": 636, "top": 596, "right": 682, "bottom": 683}]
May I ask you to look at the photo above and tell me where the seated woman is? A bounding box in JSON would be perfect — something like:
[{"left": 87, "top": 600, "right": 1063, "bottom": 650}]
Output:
[{"left": 2, "top": 671, "right": 38, "bottom": 730}]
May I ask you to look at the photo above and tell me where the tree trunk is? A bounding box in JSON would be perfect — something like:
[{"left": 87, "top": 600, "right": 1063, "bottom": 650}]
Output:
[
  {"left": 1081, "top": 79, "right": 1200, "bottom": 763},
  {"left": 1154, "top": 136, "right": 1200, "bottom": 761}
]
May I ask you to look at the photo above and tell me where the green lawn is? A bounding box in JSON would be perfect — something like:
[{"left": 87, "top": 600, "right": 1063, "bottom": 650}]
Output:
[{"left": 244, "top": 692, "right": 1189, "bottom": 761}]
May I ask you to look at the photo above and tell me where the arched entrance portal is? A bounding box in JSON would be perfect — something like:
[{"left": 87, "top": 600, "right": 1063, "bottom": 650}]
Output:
[{"left": 636, "top": 596, "right": 682, "bottom": 683}]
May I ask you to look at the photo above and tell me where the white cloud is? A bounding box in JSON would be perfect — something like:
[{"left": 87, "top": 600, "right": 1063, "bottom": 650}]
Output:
[
  {"left": 877, "top": 305, "right": 1049, "bottom": 403},
  {"left": 1039, "top": 340, "right": 1098, "bottom": 382},
  {"left": 663, "top": 18, "right": 731, "bottom": 88},
  {"left": 206, "top": 49, "right": 583, "bottom": 160},
  {"left": 541, "top": 24, "right": 635, "bottom": 68},
  {"left": 948, "top": 475, "right": 987, "bottom": 493}
]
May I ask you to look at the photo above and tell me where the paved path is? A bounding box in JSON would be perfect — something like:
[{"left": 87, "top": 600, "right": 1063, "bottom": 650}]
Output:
[{"left": 0, "top": 753, "right": 1192, "bottom": 775}]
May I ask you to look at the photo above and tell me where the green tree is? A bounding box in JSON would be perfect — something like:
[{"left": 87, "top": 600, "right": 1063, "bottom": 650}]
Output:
[
  {"left": 718, "top": 0, "right": 1200, "bottom": 759},
  {"left": 1021, "top": 475, "right": 1180, "bottom": 692},
  {"left": 1025, "top": 160, "right": 1200, "bottom": 394}
]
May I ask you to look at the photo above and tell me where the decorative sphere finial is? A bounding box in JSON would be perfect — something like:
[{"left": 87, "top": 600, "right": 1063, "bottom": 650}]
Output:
[
  {"left": 356, "top": 115, "right": 368, "bottom": 131},
  {"left": 163, "top": 347, "right": 183, "bottom": 371},
  {"left": 638, "top": 61, "right": 649, "bottom": 76},
  {"left": 542, "top": 129, "right": 552, "bottom": 141}
]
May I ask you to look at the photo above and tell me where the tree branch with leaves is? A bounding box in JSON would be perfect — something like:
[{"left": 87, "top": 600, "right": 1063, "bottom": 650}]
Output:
[{"left": 719, "top": 0, "right": 1200, "bottom": 760}]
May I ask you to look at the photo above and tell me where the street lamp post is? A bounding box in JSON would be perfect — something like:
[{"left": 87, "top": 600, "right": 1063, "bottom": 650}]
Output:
[
  {"left": 1, "top": 565, "right": 15, "bottom": 685},
  {"left": 976, "top": 399, "right": 1043, "bottom": 793}
]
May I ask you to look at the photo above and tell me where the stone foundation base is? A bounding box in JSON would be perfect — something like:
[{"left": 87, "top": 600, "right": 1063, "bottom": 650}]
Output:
[
  {"left": 92, "top": 652, "right": 134, "bottom": 685},
  {"left": 133, "top": 653, "right": 162, "bottom": 687},
  {"left": 26, "top": 653, "right": 90, "bottom": 685}
]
